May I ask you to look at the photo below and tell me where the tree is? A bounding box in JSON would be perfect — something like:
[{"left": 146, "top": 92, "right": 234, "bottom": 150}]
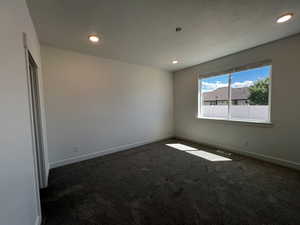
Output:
[{"left": 248, "top": 78, "right": 269, "bottom": 105}]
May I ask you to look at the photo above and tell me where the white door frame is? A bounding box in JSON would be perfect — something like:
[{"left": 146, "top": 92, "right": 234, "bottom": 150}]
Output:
[{"left": 23, "top": 32, "right": 47, "bottom": 223}]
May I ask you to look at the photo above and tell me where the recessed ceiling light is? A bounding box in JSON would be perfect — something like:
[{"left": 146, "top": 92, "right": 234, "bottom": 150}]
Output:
[
  {"left": 88, "top": 34, "right": 99, "bottom": 43},
  {"left": 172, "top": 60, "right": 179, "bottom": 64},
  {"left": 276, "top": 13, "right": 293, "bottom": 23}
]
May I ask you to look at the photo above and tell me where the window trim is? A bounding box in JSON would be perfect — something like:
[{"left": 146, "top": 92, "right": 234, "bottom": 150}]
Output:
[{"left": 197, "top": 60, "right": 272, "bottom": 124}]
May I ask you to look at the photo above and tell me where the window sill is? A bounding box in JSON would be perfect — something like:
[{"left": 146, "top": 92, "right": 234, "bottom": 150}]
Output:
[{"left": 197, "top": 116, "right": 273, "bottom": 128}]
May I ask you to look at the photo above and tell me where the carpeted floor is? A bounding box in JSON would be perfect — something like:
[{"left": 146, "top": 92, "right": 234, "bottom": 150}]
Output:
[{"left": 41, "top": 139, "right": 300, "bottom": 225}]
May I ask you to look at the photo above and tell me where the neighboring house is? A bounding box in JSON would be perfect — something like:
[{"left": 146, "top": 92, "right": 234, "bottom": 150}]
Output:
[{"left": 203, "top": 87, "right": 250, "bottom": 105}]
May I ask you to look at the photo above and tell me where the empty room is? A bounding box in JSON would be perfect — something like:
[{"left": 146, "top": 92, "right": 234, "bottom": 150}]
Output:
[{"left": 1, "top": 0, "right": 300, "bottom": 225}]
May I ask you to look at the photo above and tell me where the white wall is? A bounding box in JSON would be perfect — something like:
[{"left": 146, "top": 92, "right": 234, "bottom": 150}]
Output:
[
  {"left": 0, "top": 1, "right": 48, "bottom": 225},
  {"left": 41, "top": 46, "right": 174, "bottom": 168},
  {"left": 174, "top": 34, "right": 300, "bottom": 170}
]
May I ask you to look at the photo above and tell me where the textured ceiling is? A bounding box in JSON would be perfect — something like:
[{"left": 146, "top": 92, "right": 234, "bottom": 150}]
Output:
[{"left": 27, "top": 0, "right": 300, "bottom": 71}]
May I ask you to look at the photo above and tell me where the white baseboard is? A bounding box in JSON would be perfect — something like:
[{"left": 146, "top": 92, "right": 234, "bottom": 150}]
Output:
[
  {"left": 35, "top": 216, "right": 41, "bottom": 225},
  {"left": 50, "top": 136, "right": 173, "bottom": 169},
  {"left": 175, "top": 135, "right": 300, "bottom": 171}
]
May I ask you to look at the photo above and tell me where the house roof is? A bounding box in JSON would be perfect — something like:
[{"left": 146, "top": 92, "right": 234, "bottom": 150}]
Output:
[{"left": 203, "top": 87, "right": 250, "bottom": 101}]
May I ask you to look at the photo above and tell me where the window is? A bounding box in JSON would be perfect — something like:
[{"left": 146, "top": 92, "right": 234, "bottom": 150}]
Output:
[{"left": 198, "top": 62, "right": 272, "bottom": 123}]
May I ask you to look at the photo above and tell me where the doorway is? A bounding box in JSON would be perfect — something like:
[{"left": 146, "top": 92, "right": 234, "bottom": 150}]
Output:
[{"left": 27, "top": 51, "right": 46, "bottom": 188}]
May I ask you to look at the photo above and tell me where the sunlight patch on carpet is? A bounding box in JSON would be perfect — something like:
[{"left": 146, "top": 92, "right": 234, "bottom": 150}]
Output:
[{"left": 166, "top": 143, "right": 232, "bottom": 162}]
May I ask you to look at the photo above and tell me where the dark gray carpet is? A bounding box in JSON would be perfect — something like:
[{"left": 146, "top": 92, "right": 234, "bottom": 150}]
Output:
[{"left": 41, "top": 139, "right": 300, "bottom": 225}]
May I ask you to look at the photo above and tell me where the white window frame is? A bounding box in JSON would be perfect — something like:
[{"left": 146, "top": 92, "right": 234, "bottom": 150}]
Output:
[{"left": 198, "top": 61, "right": 272, "bottom": 124}]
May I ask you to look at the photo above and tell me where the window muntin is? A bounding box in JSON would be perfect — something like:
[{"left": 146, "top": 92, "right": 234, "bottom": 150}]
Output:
[{"left": 198, "top": 64, "right": 271, "bottom": 123}]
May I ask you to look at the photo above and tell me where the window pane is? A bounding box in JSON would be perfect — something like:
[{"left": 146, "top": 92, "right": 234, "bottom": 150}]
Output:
[
  {"left": 200, "top": 74, "right": 229, "bottom": 119},
  {"left": 230, "top": 65, "right": 271, "bottom": 122}
]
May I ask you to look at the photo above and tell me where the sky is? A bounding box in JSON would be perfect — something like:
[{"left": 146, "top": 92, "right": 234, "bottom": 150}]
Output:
[{"left": 201, "top": 65, "right": 271, "bottom": 92}]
